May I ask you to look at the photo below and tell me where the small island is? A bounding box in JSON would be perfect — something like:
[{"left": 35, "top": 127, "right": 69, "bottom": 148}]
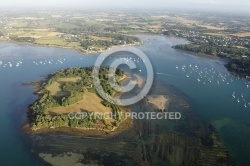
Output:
[{"left": 26, "top": 66, "right": 129, "bottom": 133}]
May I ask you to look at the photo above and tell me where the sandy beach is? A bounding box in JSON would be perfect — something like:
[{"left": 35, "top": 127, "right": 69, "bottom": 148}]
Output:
[{"left": 146, "top": 95, "right": 169, "bottom": 110}]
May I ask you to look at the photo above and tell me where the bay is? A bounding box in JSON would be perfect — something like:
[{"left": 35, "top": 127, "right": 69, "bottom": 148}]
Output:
[{"left": 0, "top": 35, "right": 249, "bottom": 165}]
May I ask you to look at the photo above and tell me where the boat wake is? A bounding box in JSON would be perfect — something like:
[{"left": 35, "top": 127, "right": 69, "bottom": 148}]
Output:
[{"left": 156, "top": 72, "right": 178, "bottom": 77}]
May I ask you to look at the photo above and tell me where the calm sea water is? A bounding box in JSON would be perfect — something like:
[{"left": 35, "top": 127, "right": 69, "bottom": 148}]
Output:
[{"left": 0, "top": 35, "right": 249, "bottom": 165}]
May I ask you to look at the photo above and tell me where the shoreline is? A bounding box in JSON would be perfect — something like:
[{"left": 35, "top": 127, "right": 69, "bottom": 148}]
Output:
[
  {"left": 0, "top": 39, "right": 142, "bottom": 56},
  {"left": 173, "top": 47, "right": 220, "bottom": 60},
  {"left": 175, "top": 47, "right": 250, "bottom": 78},
  {"left": 23, "top": 115, "right": 133, "bottom": 138},
  {"left": 171, "top": 39, "right": 250, "bottom": 78}
]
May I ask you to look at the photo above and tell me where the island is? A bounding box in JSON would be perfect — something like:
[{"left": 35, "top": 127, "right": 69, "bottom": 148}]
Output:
[{"left": 25, "top": 66, "right": 129, "bottom": 133}]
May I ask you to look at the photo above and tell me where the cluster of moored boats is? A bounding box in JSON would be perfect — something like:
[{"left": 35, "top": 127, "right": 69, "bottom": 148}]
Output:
[
  {"left": 0, "top": 60, "right": 23, "bottom": 68},
  {"left": 232, "top": 91, "right": 250, "bottom": 108},
  {"left": 176, "top": 64, "right": 244, "bottom": 85},
  {"left": 33, "top": 58, "right": 66, "bottom": 65},
  {"left": 176, "top": 63, "right": 250, "bottom": 109}
]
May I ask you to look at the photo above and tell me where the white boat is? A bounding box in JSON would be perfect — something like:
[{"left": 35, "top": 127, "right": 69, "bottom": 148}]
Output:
[
  {"left": 232, "top": 92, "right": 235, "bottom": 98},
  {"left": 237, "top": 98, "right": 240, "bottom": 103},
  {"left": 244, "top": 103, "right": 247, "bottom": 108}
]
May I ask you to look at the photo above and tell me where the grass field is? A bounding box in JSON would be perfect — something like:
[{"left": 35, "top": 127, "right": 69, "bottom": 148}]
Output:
[
  {"left": 46, "top": 77, "right": 81, "bottom": 97},
  {"left": 7, "top": 21, "right": 28, "bottom": 27},
  {"left": 234, "top": 46, "right": 248, "bottom": 49},
  {"left": 89, "top": 35, "right": 112, "bottom": 41},
  {"left": 2, "top": 28, "right": 69, "bottom": 46},
  {"left": 4, "top": 28, "right": 60, "bottom": 37},
  {"left": 231, "top": 32, "right": 250, "bottom": 37},
  {"left": 35, "top": 36, "right": 67, "bottom": 46},
  {"left": 198, "top": 25, "right": 224, "bottom": 30},
  {"left": 146, "top": 24, "right": 165, "bottom": 30},
  {"left": 56, "top": 77, "right": 81, "bottom": 82},
  {"left": 46, "top": 91, "right": 115, "bottom": 125},
  {"left": 47, "top": 91, "right": 112, "bottom": 114},
  {"left": 204, "top": 33, "right": 227, "bottom": 36},
  {"left": 45, "top": 76, "right": 116, "bottom": 125},
  {"left": 175, "top": 16, "right": 198, "bottom": 26}
]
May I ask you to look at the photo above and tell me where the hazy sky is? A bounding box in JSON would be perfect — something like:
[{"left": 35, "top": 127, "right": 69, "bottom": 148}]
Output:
[{"left": 0, "top": 0, "right": 250, "bottom": 14}]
